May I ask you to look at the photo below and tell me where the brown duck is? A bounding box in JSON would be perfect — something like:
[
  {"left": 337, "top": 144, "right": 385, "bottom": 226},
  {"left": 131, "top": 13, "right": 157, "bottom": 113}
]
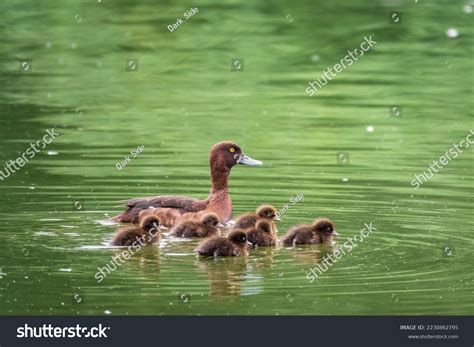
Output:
[
  {"left": 195, "top": 230, "right": 250, "bottom": 257},
  {"left": 169, "top": 213, "right": 222, "bottom": 238},
  {"left": 233, "top": 204, "right": 279, "bottom": 234},
  {"left": 281, "top": 218, "right": 339, "bottom": 246},
  {"left": 245, "top": 220, "right": 277, "bottom": 247},
  {"left": 111, "top": 141, "right": 262, "bottom": 226},
  {"left": 110, "top": 215, "right": 162, "bottom": 246}
]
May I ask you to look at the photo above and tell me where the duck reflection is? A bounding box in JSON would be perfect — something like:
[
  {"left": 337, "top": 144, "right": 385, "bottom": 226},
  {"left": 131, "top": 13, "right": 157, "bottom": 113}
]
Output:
[{"left": 195, "top": 256, "right": 248, "bottom": 298}]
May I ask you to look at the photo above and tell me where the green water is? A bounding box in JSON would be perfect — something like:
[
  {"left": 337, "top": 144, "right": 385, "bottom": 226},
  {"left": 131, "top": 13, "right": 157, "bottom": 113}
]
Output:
[{"left": 0, "top": 0, "right": 473, "bottom": 315}]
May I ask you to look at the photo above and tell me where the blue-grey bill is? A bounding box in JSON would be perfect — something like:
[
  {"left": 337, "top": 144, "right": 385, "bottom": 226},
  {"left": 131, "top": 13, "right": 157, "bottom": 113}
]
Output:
[{"left": 239, "top": 154, "right": 263, "bottom": 166}]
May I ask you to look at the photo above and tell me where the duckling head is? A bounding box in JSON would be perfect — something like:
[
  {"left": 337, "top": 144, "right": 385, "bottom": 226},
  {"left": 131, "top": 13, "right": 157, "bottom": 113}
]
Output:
[
  {"left": 140, "top": 215, "right": 161, "bottom": 233},
  {"left": 256, "top": 205, "right": 278, "bottom": 221},
  {"left": 227, "top": 230, "right": 250, "bottom": 246},
  {"left": 201, "top": 213, "right": 221, "bottom": 228},
  {"left": 313, "top": 218, "right": 339, "bottom": 238}
]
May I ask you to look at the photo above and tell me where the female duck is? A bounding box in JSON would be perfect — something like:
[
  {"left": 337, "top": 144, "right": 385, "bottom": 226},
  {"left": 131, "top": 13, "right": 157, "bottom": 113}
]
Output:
[
  {"left": 112, "top": 141, "right": 262, "bottom": 226},
  {"left": 195, "top": 230, "right": 250, "bottom": 257},
  {"left": 170, "top": 213, "right": 222, "bottom": 238},
  {"left": 110, "top": 215, "right": 162, "bottom": 246},
  {"left": 281, "top": 218, "right": 339, "bottom": 246}
]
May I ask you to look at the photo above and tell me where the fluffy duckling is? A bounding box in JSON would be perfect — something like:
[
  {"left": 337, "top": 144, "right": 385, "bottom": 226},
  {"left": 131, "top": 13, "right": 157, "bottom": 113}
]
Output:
[
  {"left": 245, "top": 220, "right": 277, "bottom": 247},
  {"left": 233, "top": 204, "right": 279, "bottom": 233},
  {"left": 195, "top": 230, "right": 250, "bottom": 257},
  {"left": 170, "top": 213, "right": 222, "bottom": 238},
  {"left": 281, "top": 218, "right": 339, "bottom": 246},
  {"left": 110, "top": 215, "right": 161, "bottom": 246}
]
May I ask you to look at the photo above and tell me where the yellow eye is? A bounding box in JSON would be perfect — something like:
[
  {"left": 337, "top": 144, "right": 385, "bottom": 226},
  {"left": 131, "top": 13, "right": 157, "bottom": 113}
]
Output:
[{"left": 229, "top": 148, "right": 235, "bottom": 153}]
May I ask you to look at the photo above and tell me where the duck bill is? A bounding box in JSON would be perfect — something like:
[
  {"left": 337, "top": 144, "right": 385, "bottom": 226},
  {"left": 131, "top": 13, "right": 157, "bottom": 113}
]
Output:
[
  {"left": 238, "top": 154, "right": 263, "bottom": 166},
  {"left": 333, "top": 230, "right": 340, "bottom": 237}
]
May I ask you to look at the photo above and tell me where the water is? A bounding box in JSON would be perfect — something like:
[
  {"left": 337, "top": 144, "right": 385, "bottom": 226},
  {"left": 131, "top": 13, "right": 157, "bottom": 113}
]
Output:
[{"left": 0, "top": 0, "right": 472, "bottom": 315}]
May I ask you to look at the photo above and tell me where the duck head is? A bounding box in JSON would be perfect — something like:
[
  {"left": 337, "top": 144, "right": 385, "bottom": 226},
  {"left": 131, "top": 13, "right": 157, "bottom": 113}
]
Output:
[
  {"left": 210, "top": 141, "right": 262, "bottom": 171},
  {"left": 312, "top": 218, "right": 339, "bottom": 242},
  {"left": 256, "top": 204, "right": 280, "bottom": 221},
  {"left": 201, "top": 213, "right": 223, "bottom": 228}
]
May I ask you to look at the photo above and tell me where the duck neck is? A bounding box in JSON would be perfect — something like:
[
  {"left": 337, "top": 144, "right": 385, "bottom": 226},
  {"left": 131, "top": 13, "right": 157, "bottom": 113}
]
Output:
[{"left": 210, "top": 165, "right": 230, "bottom": 194}]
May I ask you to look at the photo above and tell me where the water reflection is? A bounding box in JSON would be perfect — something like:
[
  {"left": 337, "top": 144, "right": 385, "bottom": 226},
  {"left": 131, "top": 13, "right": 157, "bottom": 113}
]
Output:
[{"left": 195, "top": 257, "right": 248, "bottom": 298}]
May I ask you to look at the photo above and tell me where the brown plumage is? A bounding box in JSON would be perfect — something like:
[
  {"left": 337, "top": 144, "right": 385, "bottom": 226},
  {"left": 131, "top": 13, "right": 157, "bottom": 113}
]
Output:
[
  {"left": 170, "top": 213, "right": 221, "bottom": 238},
  {"left": 245, "top": 220, "right": 277, "bottom": 247},
  {"left": 110, "top": 215, "right": 161, "bottom": 246},
  {"left": 111, "top": 141, "right": 262, "bottom": 226},
  {"left": 234, "top": 204, "right": 279, "bottom": 234},
  {"left": 281, "top": 218, "right": 338, "bottom": 246},
  {"left": 195, "top": 230, "right": 250, "bottom": 257}
]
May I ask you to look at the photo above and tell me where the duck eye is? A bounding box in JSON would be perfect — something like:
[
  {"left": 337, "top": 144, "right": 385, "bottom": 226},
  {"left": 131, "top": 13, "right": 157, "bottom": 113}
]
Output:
[{"left": 229, "top": 148, "right": 235, "bottom": 153}]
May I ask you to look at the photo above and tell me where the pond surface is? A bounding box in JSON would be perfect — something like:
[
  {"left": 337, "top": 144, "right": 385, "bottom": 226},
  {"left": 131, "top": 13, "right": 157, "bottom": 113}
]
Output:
[{"left": 0, "top": 0, "right": 472, "bottom": 315}]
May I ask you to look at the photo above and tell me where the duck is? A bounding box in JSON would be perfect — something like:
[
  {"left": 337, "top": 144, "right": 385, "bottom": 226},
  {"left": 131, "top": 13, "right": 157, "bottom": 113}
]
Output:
[
  {"left": 281, "top": 218, "right": 339, "bottom": 246},
  {"left": 169, "top": 213, "right": 222, "bottom": 238},
  {"left": 195, "top": 230, "right": 250, "bottom": 257},
  {"left": 110, "top": 215, "right": 162, "bottom": 246},
  {"left": 111, "top": 141, "right": 262, "bottom": 226},
  {"left": 233, "top": 204, "right": 279, "bottom": 233},
  {"left": 245, "top": 220, "right": 277, "bottom": 247}
]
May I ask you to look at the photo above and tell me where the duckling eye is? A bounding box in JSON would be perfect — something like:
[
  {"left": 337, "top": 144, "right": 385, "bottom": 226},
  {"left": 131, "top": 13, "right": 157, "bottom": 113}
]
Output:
[{"left": 229, "top": 148, "right": 235, "bottom": 153}]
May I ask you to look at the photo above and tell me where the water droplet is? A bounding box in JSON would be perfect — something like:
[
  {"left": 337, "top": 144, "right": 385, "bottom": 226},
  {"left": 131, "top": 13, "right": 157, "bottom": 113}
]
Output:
[
  {"left": 342, "top": 177, "right": 349, "bottom": 182},
  {"left": 286, "top": 294, "right": 294, "bottom": 302},
  {"left": 286, "top": 14, "right": 294, "bottom": 23},
  {"left": 446, "top": 28, "right": 459, "bottom": 38},
  {"left": 310, "top": 54, "right": 320, "bottom": 62},
  {"left": 444, "top": 246, "right": 453, "bottom": 256},
  {"left": 287, "top": 107, "right": 295, "bottom": 116},
  {"left": 74, "top": 294, "right": 82, "bottom": 303},
  {"left": 74, "top": 14, "right": 82, "bottom": 23},
  {"left": 47, "top": 151, "right": 58, "bottom": 156},
  {"left": 179, "top": 294, "right": 189, "bottom": 303},
  {"left": 366, "top": 125, "right": 374, "bottom": 132},
  {"left": 70, "top": 42, "right": 78, "bottom": 49},
  {"left": 463, "top": 4, "right": 472, "bottom": 13},
  {"left": 45, "top": 41, "right": 53, "bottom": 48},
  {"left": 104, "top": 310, "right": 111, "bottom": 315}
]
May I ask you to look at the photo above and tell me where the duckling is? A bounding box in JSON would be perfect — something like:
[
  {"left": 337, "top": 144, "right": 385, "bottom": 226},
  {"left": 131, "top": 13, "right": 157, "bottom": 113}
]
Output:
[
  {"left": 233, "top": 204, "right": 280, "bottom": 233},
  {"left": 195, "top": 230, "right": 250, "bottom": 257},
  {"left": 281, "top": 218, "right": 339, "bottom": 246},
  {"left": 110, "top": 215, "right": 161, "bottom": 246},
  {"left": 245, "top": 220, "right": 277, "bottom": 247},
  {"left": 170, "top": 213, "right": 222, "bottom": 238}
]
